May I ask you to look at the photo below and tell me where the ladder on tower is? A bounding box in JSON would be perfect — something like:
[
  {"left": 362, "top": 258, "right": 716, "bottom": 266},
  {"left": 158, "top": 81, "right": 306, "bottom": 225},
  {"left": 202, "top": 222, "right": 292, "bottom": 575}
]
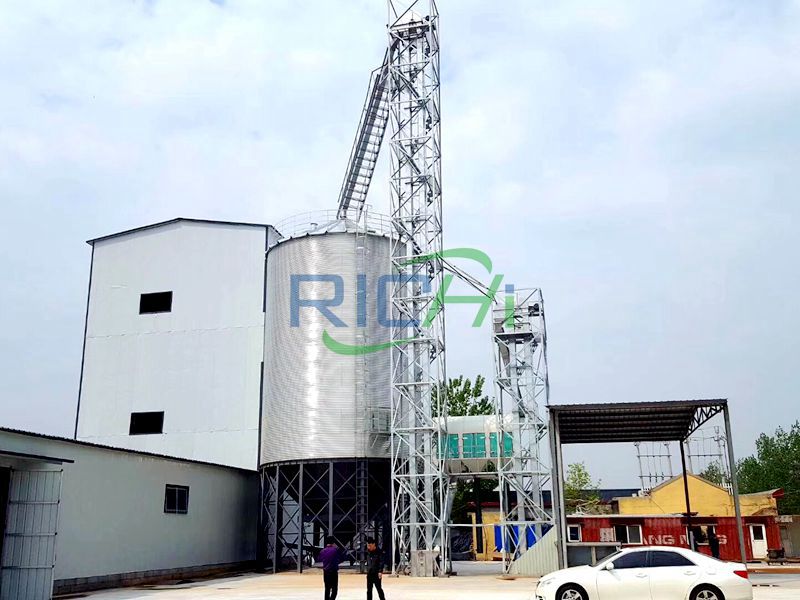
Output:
[
  {"left": 336, "top": 51, "right": 391, "bottom": 223},
  {"left": 356, "top": 460, "right": 369, "bottom": 572}
]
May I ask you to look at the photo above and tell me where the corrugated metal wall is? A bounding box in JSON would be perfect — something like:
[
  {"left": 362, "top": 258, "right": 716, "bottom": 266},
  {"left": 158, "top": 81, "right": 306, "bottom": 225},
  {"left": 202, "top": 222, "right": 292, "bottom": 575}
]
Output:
[
  {"left": 0, "top": 469, "right": 61, "bottom": 600},
  {"left": 509, "top": 526, "right": 560, "bottom": 576}
]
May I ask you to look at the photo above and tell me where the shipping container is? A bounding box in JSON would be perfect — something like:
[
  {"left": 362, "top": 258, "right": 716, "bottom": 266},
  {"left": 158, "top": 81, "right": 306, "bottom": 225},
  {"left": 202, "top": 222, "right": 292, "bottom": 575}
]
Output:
[{"left": 567, "top": 514, "right": 781, "bottom": 562}]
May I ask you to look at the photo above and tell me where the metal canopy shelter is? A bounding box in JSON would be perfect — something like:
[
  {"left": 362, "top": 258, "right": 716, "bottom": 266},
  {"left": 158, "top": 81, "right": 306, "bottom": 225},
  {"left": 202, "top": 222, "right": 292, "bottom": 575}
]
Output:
[
  {"left": 551, "top": 399, "right": 726, "bottom": 444},
  {"left": 548, "top": 399, "right": 747, "bottom": 568}
]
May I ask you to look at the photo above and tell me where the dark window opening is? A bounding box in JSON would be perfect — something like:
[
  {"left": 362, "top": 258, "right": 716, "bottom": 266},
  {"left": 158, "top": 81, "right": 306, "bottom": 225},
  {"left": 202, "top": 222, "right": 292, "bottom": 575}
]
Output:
[
  {"left": 614, "top": 524, "right": 642, "bottom": 545},
  {"left": 691, "top": 524, "right": 716, "bottom": 545},
  {"left": 164, "top": 484, "right": 189, "bottom": 514},
  {"left": 129, "top": 411, "right": 164, "bottom": 435},
  {"left": 139, "top": 291, "right": 173, "bottom": 314},
  {"left": 567, "top": 525, "right": 582, "bottom": 542}
]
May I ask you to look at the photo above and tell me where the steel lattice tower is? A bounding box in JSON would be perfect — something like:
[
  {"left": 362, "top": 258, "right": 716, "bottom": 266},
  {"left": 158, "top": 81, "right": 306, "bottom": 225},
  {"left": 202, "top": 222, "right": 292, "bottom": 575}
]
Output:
[
  {"left": 387, "top": 0, "right": 448, "bottom": 577},
  {"left": 493, "top": 289, "right": 552, "bottom": 572}
]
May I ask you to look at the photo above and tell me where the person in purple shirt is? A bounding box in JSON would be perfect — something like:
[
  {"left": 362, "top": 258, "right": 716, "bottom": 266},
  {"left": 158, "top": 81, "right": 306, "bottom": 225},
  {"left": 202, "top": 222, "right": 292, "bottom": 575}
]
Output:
[{"left": 318, "top": 536, "right": 346, "bottom": 600}]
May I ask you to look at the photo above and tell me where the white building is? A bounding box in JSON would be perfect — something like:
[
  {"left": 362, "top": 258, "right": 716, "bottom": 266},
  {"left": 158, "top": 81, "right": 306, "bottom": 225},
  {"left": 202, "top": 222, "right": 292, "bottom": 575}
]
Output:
[
  {"left": 0, "top": 427, "right": 257, "bottom": 598},
  {"left": 75, "top": 218, "right": 278, "bottom": 469}
]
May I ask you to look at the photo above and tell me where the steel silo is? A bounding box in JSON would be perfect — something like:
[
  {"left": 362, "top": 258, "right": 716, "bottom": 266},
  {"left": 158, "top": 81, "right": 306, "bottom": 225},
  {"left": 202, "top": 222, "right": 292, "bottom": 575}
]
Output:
[{"left": 258, "top": 213, "right": 393, "bottom": 571}]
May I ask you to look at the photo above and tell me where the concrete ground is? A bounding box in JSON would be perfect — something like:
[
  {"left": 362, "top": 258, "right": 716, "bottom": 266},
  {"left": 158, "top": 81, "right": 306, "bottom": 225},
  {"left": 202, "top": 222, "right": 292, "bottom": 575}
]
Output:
[{"left": 71, "top": 567, "right": 800, "bottom": 600}]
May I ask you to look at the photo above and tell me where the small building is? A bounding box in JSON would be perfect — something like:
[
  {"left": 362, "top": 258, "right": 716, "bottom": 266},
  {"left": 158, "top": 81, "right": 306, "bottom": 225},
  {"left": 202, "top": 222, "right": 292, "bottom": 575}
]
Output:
[
  {"left": 0, "top": 428, "right": 257, "bottom": 598},
  {"left": 614, "top": 474, "right": 782, "bottom": 518},
  {"left": 566, "top": 514, "right": 781, "bottom": 564},
  {"left": 565, "top": 475, "right": 784, "bottom": 565}
]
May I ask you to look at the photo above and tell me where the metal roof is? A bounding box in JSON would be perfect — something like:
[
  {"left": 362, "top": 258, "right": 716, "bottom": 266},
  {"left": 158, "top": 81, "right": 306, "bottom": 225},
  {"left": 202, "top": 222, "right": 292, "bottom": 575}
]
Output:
[
  {"left": 0, "top": 427, "right": 256, "bottom": 473},
  {"left": 87, "top": 217, "right": 272, "bottom": 245},
  {"left": 549, "top": 399, "right": 727, "bottom": 444},
  {"left": 0, "top": 449, "right": 74, "bottom": 464}
]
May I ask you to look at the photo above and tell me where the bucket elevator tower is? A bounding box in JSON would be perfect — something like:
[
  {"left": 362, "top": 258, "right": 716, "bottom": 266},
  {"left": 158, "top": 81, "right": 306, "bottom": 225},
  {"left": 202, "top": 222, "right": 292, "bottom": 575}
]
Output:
[
  {"left": 386, "top": 0, "right": 448, "bottom": 576},
  {"left": 493, "top": 289, "right": 551, "bottom": 572}
]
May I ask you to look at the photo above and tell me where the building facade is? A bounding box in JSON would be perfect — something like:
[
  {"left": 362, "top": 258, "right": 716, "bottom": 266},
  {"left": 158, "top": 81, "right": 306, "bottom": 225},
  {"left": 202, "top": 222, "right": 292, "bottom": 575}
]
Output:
[
  {"left": 564, "top": 475, "right": 784, "bottom": 565},
  {"left": 75, "top": 219, "right": 277, "bottom": 469},
  {"left": 567, "top": 514, "right": 781, "bottom": 564},
  {"left": 0, "top": 428, "right": 258, "bottom": 598}
]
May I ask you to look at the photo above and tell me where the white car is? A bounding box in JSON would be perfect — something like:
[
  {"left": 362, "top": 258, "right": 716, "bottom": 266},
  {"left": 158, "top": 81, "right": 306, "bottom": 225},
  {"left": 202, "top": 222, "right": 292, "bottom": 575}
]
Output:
[{"left": 535, "top": 546, "right": 752, "bottom": 600}]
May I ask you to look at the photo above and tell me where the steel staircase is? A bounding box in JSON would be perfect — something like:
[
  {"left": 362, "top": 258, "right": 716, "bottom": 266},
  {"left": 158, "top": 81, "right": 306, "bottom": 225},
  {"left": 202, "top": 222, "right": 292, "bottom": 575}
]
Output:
[{"left": 336, "top": 51, "right": 391, "bottom": 223}]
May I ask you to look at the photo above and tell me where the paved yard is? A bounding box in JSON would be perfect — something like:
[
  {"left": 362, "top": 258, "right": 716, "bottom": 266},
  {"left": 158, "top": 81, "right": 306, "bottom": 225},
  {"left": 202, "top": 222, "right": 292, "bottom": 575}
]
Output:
[{"left": 72, "top": 569, "right": 800, "bottom": 600}]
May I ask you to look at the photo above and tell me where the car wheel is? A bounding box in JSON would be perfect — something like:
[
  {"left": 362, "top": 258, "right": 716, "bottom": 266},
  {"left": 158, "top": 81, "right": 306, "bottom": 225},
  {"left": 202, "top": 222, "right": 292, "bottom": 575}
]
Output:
[
  {"left": 691, "top": 585, "right": 725, "bottom": 600},
  {"left": 556, "top": 584, "right": 588, "bottom": 600}
]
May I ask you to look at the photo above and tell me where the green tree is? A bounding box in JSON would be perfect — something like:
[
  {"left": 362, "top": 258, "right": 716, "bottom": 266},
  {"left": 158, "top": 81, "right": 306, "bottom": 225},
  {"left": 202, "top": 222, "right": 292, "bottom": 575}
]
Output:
[
  {"left": 435, "top": 375, "right": 493, "bottom": 417},
  {"left": 737, "top": 422, "right": 800, "bottom": 514},
  {"left": 699, "top": 461, "right": 730, "bottom": 487},
  {"left": 564, "top": 462, "right": 603, "bottom": 514}
]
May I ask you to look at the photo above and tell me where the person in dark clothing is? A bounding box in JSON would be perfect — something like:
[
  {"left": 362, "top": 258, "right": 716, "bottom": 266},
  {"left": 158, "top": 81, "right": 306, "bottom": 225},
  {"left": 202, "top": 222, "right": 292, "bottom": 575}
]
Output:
[
  {"left": 708, "top": 529, "right": 721, "bottom": 559},
  {"left": 365, "top": 537, "right": 386, "bottom": 600},
  {"left": 318, "top": 536, "right": 345, "bottom": 600}
]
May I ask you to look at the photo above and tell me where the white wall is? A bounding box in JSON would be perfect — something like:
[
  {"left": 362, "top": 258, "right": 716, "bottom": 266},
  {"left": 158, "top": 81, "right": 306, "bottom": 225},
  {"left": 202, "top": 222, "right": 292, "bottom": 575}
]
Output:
[
  {"left": 76, "top": 220, "right": 269, "bottom": 469},
  {"left": 0, "top": 430, "right": 258, "bottom": 583}
]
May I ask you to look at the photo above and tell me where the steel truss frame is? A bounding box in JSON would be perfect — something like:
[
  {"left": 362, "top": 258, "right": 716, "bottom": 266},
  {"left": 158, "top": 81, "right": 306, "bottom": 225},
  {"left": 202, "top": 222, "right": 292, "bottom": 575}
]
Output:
[
  {"left": 493, "top": 288, "right": 552, "bottom": 572},
  {"left": 259, "top": 459, "right": 390, "bottom": 573},
  {"left": 387, "top": 0, "right": 448, "bottom": 577},
  {"left": 687, "top": 405, "right": 724, "bottom": 436},
  {"left": 635, "top": 441, "right": 675, "bottom": 491}
]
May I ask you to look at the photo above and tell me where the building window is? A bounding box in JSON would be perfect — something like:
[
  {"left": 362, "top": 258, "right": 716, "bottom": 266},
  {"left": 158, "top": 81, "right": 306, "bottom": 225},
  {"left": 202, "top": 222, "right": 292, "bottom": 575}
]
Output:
[
  {"left": 490, "top": 432, "right": 514, "bottom": 457},
  {"left": 448, "top": 434, "right": 460, "bottom": 459},
  {"left": 139, "top": 291, "right": 173, "bottom": 314},
  {"left": 129, "top": 411, "right": 164, "bottom": 435},
  {"left": 489, "top": 433, "right": 498, "bottom": 457},
  {"left": 690, "top": 525, "right": 715, "bottom": 545},
  {"left": 614, "top": 524, "right": 643, "bottom": 545},
  {"left": 462, "top": 434, "right": 476, "bottom": 458},
  {"left": 474, "top": 433, "right": 486, "bottom": 458},
  {"left": 503, "top": 432, "right": 513, "bottom": 455},
  {"left": 459, "top": 433, "right": 488, "bottom": 459},
  {"left": 751, "top": 524, "right": 765, "bottom": 541},
  {"left": 567, "top": 524, "right": 582, "bottom": 542},
  {"left": 164, "top": 485, "right": 189, "bottom": 514}
]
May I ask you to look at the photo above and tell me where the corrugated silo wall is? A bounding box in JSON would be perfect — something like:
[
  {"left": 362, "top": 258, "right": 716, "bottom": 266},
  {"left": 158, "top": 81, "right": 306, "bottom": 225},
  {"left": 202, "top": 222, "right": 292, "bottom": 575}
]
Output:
[
  {"left": 260, "top": 232, "right": 392, "bottom": 465},
  {"left": 257, "top": 231, "right": 394, "bottom": 571}
]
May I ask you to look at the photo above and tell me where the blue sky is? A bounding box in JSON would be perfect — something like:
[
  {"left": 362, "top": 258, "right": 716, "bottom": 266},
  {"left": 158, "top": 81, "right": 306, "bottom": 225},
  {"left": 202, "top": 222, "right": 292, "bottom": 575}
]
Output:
[{"left": 1, "top": 0, "right": 798, "bottom": 486}]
